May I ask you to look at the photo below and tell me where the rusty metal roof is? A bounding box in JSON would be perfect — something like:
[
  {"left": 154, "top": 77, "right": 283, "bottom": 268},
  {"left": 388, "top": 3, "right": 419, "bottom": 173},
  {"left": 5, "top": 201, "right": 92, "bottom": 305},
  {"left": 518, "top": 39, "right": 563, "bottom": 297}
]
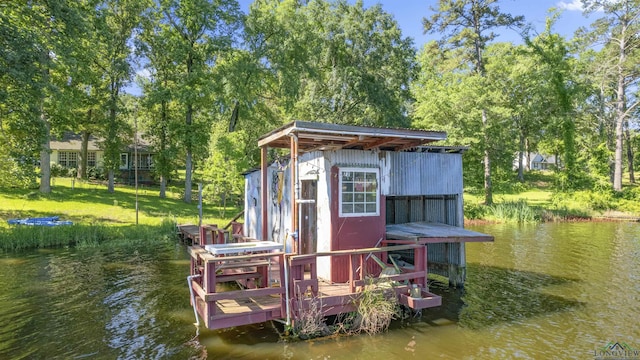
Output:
[{"left": 258, "top": 121, "right": 447, "bottom": 152}]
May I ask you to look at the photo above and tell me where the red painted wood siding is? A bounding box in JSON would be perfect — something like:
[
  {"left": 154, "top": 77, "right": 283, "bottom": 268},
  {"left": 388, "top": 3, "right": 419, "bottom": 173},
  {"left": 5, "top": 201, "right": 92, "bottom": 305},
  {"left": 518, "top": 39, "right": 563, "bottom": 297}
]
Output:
[{"left": 330, "top": 166, "right": 386, "bottom": 283}]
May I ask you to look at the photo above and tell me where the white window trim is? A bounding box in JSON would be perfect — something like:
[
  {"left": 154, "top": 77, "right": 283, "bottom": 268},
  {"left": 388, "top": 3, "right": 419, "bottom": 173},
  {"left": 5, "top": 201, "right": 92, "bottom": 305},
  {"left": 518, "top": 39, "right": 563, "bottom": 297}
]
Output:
[
  {"left": 338, "top": 167, "right": 380, "bottom": 218},
  {"left": 119, "top": 153, "right": 129, "bottom": 170}
]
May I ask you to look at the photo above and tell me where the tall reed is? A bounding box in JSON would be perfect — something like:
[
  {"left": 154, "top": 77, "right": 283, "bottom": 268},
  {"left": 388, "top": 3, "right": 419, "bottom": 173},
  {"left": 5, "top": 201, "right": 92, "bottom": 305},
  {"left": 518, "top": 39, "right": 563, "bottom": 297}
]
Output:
[
  {"left": 0, "top": 218, "right": 178, "bottom": 252},
  {"left": 489, "top": 200, "right": 540, "bottom": 223}
]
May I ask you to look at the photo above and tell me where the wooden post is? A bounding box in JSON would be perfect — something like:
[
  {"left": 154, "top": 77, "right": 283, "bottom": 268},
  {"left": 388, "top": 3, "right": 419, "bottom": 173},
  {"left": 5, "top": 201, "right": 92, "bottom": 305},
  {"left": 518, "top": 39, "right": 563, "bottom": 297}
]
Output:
[
  {"left": 290, "top": 135, "right": 298, "bottom": 253},
  {"left": 260, "top": 146, "right": 268, "bottom": 242},
  {"left": 414, "top": 246, "right": 427, "bottom": 288}
]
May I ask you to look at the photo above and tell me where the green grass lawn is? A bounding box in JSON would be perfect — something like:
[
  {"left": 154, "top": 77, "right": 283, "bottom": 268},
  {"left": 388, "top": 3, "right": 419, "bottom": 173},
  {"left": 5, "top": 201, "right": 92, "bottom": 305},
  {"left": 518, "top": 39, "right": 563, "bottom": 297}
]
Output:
[{"left": 0, "top": 177, "right": 240, "bottom": 229}]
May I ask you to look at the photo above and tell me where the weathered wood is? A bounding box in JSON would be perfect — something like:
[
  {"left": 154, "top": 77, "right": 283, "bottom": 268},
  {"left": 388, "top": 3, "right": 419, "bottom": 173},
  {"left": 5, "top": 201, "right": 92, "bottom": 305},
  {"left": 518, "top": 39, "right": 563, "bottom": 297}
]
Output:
[{"left": 386, "top": 221, "right": 494, "bottom": 243}]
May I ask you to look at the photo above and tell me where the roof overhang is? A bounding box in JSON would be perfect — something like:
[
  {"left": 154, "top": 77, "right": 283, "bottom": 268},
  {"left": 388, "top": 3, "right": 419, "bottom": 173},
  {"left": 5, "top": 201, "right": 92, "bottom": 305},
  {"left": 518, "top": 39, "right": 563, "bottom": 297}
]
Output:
[
  {"left": 385, "top": 222, "right": 494, "bottom": 244},
  {"left": 258, "top": 121, "right": 447, "bottom": 152}
]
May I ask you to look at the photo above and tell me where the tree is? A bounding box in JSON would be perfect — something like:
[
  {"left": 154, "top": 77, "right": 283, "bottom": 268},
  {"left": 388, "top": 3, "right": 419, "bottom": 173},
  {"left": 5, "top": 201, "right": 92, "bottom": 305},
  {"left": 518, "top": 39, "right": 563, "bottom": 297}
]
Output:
[
  {"left": 160, "top": 0, "right": 242, "bottom": 203},
  {"left": 137, "top": 3, "right": 181, "bottom": 198},
  {"left": 423, "top": 0, "right": 524, "bottom": 204},
  {"left": 93, "top": 0, "right": 147, "bottom": 193},
  {"left": 0, "top": 1, "right": 93, "bottom": 191},
  {"left": 580, "top": 0, "right": 640, "bottom": 191},
  {"left": 525, "top": 15, "right": 582, "bottom": 188}
]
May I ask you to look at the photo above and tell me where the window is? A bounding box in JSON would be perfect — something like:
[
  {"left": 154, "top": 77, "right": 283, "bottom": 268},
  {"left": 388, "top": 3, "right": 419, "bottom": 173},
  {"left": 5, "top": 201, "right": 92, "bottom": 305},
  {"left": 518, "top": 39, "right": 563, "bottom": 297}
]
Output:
[
  {"left": 339, "top": 168, "right": 379, "bottom": 217},
  {"left": 87, "top": 152, "right": 96, "bottom": 167},
  {"left": 119, "top": 153, "right": 129, "bottom": 169},
  {"left": 58, "top": 151, "right": 77, "bottom": 168},
  {"left": 137, "top": 154, "right": 153, "bottom": 169}
]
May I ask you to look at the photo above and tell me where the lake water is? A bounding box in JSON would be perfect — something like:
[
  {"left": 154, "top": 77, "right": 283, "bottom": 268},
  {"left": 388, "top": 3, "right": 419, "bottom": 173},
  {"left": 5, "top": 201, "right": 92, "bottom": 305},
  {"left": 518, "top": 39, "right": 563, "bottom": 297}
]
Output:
[{"left": 1, "top": 222, "right": 639, "bottom": 359}]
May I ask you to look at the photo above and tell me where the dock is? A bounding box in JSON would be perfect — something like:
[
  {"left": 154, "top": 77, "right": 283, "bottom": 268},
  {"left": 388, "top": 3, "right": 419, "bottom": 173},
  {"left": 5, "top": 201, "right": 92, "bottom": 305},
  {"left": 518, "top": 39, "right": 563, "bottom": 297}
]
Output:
[{"left": 187, "top": 235, "right": 442, "bottom": 330}]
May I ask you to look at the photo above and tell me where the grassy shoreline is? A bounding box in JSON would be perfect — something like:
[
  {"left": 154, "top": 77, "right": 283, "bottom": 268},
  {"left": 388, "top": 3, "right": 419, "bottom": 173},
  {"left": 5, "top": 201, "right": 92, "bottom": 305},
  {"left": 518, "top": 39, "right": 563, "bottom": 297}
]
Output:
[{"left": 0, "top": 177, "right": 240, "bottom": 251}]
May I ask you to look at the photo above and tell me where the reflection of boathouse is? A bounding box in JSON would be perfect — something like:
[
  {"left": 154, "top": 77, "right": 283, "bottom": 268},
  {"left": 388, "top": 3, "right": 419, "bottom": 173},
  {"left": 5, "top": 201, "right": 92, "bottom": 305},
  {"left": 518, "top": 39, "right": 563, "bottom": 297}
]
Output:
[{"left": 185, "top": 121, "right": 493, "bottom": 330}]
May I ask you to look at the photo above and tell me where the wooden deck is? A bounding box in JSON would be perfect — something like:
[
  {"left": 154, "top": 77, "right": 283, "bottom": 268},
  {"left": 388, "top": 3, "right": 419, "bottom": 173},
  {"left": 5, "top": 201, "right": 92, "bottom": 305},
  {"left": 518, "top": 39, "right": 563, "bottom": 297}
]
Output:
[
  {"left": 178, "top": 222, "right": 244, "bottom": 245},
  {"left": 187, "top": 235, "right": 443, "bottom": 330}
]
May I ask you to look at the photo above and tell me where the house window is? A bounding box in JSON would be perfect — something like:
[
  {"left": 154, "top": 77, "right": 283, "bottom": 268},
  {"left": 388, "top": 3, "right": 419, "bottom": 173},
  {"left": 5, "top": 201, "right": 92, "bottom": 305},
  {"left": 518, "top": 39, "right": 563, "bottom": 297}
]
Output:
[
  {"left": 119, "top": 153, "right": 129, "bottom": 170},
  {"left": 58, "top": 151, "right": 77, "bottom": 168},
  {"left": 87, "top": 152, "right": 96, "bottom": 167},
  {"left": 137, "top": 154, "right": 153, "bottom": 169},
  {"left": 339, "top": 168, "right": 379, "bottom": 217}
]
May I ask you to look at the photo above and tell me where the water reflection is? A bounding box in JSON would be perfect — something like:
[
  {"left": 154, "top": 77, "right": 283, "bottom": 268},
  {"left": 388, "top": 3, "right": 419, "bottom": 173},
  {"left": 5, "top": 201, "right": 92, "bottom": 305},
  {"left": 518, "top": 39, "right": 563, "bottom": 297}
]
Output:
[{"left": 0, "top": 222, "right": 639, "bottom": 359}]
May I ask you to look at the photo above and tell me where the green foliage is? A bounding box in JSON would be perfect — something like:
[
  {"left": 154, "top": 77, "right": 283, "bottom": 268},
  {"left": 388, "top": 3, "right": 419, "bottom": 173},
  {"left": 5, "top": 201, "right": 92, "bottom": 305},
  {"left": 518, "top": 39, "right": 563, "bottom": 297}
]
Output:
[
  {"left": 464, "top": 201, "right": 488, "bottom": 220},
  {"left": 0, "top": 219, "right": 178, "bottom": 252},
  {"left": 488, "top": 200, "right": 540, "bottom": 223},
  {"left": 203, "top": 124, "right": 251, "bottom": 209}
]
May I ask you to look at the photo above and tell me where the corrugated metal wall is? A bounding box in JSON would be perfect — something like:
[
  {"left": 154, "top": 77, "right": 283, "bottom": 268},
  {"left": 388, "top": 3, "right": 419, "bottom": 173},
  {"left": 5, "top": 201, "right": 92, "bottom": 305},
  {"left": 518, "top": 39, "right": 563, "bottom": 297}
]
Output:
[
  {"left": 387, "top": 151, "right": 463, "bottom": 196},
  {"left": 385, "top": 195, "right": 462, "bottom": 280}
]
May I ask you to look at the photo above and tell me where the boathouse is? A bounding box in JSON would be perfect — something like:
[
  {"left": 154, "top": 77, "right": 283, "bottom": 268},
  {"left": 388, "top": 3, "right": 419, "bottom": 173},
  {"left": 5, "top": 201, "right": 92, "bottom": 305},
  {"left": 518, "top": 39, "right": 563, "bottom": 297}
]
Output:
[
  {"left": 187, "top": 121, "right": 493, "bottom": 330},
  {"left": 244, "top": 121, "right": 491, "bottom": 286}
]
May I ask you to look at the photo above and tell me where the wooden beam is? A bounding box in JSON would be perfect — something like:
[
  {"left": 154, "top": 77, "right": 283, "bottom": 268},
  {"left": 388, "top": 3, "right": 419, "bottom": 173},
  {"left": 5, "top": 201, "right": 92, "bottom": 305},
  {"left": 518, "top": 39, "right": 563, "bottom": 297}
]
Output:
[
  {"left": 364, "top": 137, "right": 396, "bottom": 150},
  {"left": 260, "top": 146, "right": 268, "bottom": 241}
]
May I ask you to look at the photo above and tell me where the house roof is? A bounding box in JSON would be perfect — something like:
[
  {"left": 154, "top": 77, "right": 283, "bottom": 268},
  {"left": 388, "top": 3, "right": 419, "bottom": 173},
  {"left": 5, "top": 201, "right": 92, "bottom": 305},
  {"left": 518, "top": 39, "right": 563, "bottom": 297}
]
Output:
[
  {"left": 50, "top": 133, "right": 101, "bottom": 151},
  {"left": 49, "top": 132, "right": 153, "bottom": 153},
  {"left": 258, "top": 121, "right": 447, "bottom": 152}
]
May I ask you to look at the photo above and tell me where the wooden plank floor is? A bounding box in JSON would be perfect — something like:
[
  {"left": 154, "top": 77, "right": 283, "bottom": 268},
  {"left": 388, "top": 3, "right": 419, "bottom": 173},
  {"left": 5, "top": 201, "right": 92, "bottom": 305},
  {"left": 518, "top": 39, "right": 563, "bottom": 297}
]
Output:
[{"left": 215, "top": 296, "right": 281, "bottom": 315}]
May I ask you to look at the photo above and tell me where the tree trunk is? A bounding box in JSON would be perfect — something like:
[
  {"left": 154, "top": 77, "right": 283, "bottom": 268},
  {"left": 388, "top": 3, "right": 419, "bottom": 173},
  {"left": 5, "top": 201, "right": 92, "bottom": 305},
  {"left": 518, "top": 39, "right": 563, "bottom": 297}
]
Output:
[
  {"left": 482, "top": 109, "right": 493, "bottom": 205},
  {"left": 517, "top": 130, "right": 525, "bottom": 182},
  {"left": 184, "top": 101, "right": 193, "bottom": 203},
  {"left": 108, "top": 169, "right": 115, "bottom": 193},
  {"left": 625, "top": 120, "right": 635, "bottom": 184},
  {"left": 184, "top": 54, "right": 193, "bottom": 203},
  {"left": 39, "top": 117, "right": 51, "bottom": 194},
  {"left": 78, "top": 130, "right": 90, "bottom": 179},
  {"left": 159, "top": 175, "right": 166, "bottom": 199},
  {"left": 185, "top": 150, "right": 192, "bottom": 203},
  {"left": 613, "top": 19, "right": 627, "bottom": 192}
]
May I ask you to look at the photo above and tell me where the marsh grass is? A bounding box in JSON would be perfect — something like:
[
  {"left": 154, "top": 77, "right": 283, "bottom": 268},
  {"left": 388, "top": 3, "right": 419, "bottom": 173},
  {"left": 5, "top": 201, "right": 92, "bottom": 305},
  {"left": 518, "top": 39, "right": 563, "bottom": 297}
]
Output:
[
  {"left": 292, "top": 286, "right": 329, "bottom": 339},
  {"left": 488, "top": 200, "right": 540, "bottom": 223},
  {"left": 0, "top": 219, "right": 179, "bottom": 251},
  {"left": 352, "top": 278, "right": 400, "bottom": 335}
]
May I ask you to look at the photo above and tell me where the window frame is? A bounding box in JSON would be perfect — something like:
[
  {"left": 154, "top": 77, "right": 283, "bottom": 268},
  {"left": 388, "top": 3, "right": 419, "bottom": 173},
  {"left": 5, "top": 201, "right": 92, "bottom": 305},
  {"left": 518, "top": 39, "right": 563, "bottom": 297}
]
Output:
[
  {"left": 119, "top": 153, "right": 129, "bottom": 170},
  {"left": 338, "top": 167, "right": 380, "bottom": 218},
  {"left": 87, "top": 151, "right": 96, "bottom": 167}
]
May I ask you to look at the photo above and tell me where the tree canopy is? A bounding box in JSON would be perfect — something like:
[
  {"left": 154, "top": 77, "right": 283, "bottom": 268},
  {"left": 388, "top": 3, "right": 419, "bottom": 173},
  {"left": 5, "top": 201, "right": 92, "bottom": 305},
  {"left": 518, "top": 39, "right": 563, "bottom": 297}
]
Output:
[{"left": 1, "top": 0, "right": 638, "bottom": 204}]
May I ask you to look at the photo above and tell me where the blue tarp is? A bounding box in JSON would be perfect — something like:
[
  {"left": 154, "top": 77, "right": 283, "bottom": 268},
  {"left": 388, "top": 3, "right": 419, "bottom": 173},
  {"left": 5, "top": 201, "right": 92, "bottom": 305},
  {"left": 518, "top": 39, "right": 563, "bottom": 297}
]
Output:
[{"left": 7, "top": 216, "right": 73, "bottom": 226}]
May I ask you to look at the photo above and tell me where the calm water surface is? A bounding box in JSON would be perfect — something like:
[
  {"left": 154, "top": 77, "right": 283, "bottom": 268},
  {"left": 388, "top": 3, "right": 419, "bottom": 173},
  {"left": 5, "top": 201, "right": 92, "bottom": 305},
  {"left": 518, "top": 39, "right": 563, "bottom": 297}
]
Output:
[{"left": 1, "top": 222, "right": 639, "bottom": 359}]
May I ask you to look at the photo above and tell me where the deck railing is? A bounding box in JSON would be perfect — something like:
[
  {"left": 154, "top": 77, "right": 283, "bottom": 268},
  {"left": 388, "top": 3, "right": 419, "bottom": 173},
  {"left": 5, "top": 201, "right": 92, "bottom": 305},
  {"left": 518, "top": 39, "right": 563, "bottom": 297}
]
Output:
[{"left": 188, "top": 239, "right": 440, "bottom": 330}]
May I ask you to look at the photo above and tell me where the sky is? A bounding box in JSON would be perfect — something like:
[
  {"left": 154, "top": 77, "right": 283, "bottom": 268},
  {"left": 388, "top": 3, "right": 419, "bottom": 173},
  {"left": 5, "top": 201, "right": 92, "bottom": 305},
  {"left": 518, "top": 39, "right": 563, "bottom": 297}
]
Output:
[{"left": 237, "top": 0, "right": 599, "bottom": 49}]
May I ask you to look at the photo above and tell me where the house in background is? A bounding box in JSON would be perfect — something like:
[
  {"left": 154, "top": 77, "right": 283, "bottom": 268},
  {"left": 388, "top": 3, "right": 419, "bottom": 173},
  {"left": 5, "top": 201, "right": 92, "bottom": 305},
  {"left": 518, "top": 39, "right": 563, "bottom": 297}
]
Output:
[
  {"left": 529, "top": 153, "right": 559, "bottom": 170},
  {"left": 513, "top": 152, "right": 560, "bottom": 171},
  {"left": 50, "top": 133, "right": 104, "bottom": 170},
  {"left": 49, "top": 132, "right": 155, "bottom": 184}
]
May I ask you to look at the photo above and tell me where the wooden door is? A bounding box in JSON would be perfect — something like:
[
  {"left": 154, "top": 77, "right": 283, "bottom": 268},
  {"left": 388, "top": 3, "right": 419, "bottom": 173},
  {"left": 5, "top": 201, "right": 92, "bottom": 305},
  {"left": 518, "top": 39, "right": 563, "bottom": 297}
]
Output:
[{"left": 300, "top": 180, "right": 317, "bottom": 256}]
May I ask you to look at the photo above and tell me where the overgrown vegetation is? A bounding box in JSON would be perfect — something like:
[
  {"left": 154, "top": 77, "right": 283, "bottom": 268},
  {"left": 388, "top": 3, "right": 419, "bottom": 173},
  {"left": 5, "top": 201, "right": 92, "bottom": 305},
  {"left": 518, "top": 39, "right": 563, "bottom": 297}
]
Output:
[
  {"left": 0, "top": 219, "right": 178, "bottom": 252},
  {"left": 464, "top": 171, "right": 640, "bottom": 223},
  {"left": 290, "top": 278, "right": 401, "bottom": 340}
]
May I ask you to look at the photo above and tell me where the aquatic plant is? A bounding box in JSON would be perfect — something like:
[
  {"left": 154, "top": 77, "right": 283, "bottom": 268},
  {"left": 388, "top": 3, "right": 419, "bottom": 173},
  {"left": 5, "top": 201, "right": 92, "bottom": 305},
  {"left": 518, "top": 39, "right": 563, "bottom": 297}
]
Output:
[
  {"left": 488, "top": 200, "right": 540, "bottom": 223},
  {"left": 291, "top": 285, "right": 330, "bottom": 339},
  {"left": 351, "top": 278, "right": 400, "bottom": 335}
]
